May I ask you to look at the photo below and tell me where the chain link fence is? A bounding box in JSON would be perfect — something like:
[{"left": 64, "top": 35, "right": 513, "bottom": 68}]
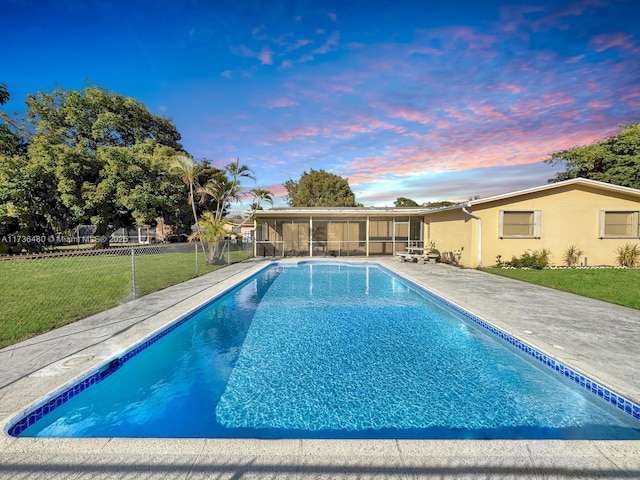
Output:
[{"left": 0, "top": 240, "right": 253, "bottom": 349}]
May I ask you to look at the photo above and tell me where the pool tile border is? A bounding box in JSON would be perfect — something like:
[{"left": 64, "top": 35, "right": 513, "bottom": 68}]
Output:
[
  {"left": 5, "top": 264, "right": 274, "bottom": 438},
  {"left": 6, "top": 260, "right": 640, "bottom": 437},
  {"left": 382, "top": 264, "right": 640, "bottom": 424}
]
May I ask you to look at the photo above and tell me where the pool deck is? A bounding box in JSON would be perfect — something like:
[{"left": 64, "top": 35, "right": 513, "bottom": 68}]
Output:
[{"left": 1, "top": 257, "right": 639, "bottom": 479}]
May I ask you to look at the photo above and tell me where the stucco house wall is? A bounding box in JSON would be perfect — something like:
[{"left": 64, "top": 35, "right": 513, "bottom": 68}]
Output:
[
  {"left": 424, "top": 208, "right": 475, "bottom": 266},
  {"left": 426, "top": 179, "right": 640, "bottom": 268}
]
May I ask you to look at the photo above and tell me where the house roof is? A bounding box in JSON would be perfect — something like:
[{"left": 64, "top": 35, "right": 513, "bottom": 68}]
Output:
[
  {"left": 465, "top": 177, "right": 640, "bottom": 207},
  {"left": 253, "top": 178, "right": 640, "bottom": 218},
  {"left": 254, "top": 206, "right": 429, "bottom": 217}
]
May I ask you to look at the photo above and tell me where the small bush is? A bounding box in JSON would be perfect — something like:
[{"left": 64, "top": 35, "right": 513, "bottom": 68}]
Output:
[
  {"left": 615, "top": 243, "right": 640, "bottom": 268},
  {"left": 504, "top": 249, "right": 551, "bottom": 269},
  {"left": 562, "top": 245, "right": 583, "bottom": 267}
]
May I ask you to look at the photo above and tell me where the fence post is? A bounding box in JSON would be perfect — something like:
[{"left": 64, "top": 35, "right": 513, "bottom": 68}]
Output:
[
  {"left": 195, "top": 242, "right": 198, "bottom": 277},
  {"left": 131, "top": 247, "right": 137, "bottom": 299}
]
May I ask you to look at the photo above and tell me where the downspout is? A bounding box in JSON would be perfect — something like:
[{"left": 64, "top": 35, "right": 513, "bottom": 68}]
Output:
[{"left": 462, "top": 205, "right": 482, "bottom": 268}]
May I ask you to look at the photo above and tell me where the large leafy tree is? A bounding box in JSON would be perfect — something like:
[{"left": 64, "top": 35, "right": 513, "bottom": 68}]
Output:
[
  {"left": 0, "top": 84, "right": 27, "bottom": 157},
  {"left": 394, "top": 197, "right": 419, "bottom": 207},
  {"left": 284, "top": 169, "right": 356, "bottom": 207},
  {"left": 545, "top": 123, "right": 640, "bottom": 188},
  {"left": 0, "top": 85, "right": 188, "bottom": 248}
]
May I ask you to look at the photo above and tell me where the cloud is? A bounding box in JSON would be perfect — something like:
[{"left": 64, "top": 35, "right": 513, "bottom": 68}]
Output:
[
  {"left": 258, "top": 46, "right": 273, "bottom": 65},
  {"left": 590, "top": 33, "right": 635, "bottom": 52},
  {"left": 277, "top": 125, "right": 322, "bottom": 142},
  {"left": 231, "top": 44, "right": 273, "bottom": 65},
  {"left": 564, "top": 55, "right": 585, "bottom": 64},
  {"left": 587, "top": 100, "right": 612, "bottom": 109},
  {"left": 288, "top": 38, "right": 313, "bottom": 51},
  {"left": 265, "top": 97, "right": 298, "bottom": 109},
  {"left": 312, "top": 30, "right": 340, "bottom": 55}
]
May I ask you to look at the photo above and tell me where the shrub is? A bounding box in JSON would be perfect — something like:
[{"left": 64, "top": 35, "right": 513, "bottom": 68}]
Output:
[
  {"left": 615, "top": 243, "right": 640, "bottom": 268},
  {"left": 504, "top": 249, "right": 551, "bottom": 269},
  {"left": 562, "top": 245, "right": 583, "bottom": 267}
]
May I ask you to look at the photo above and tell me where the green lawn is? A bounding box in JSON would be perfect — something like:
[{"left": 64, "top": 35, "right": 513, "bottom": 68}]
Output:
[
  {"left": 0, "top": 249, "right": 252, "bottom": 349},
  {"left": 482, "top": 267, "right": 640, "bottom": 310}
]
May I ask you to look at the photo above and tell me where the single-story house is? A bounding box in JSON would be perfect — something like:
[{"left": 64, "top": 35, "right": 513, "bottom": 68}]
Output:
[
  {"left": 223, "top": 218, "right": 256, "bottom": 243},
  {"left": 254, "top": 178, "right": 640, "bottom": 267}
]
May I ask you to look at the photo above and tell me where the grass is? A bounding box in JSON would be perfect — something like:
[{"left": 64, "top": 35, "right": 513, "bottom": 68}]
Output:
[
  {"left": 483, "top": 267, "right": 640, "bottom": 310},
  {"left": 0, "top": 248, "right": 252, "bottom": 349}
]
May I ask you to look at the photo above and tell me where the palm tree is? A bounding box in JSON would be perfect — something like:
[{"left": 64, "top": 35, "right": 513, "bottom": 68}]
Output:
[
  {"left": 216, "top": 159, "right": 256, "bottom": 221},
  {"left": 0, "top": 84, "right": 9, "bottom": 105},
  {"left": 170, "top": 155, "right": 209, "bottom": 260},
  {"left": 187, "top": 211, "right": 228, "bottom": 264},
  {"left": 249, "top": 188, "right": 274, "bottom": 210},
  {"left": 181, "top": 157, "right": 273, "bottom": 263},
  {"left": 193, "top": 159, "right": 260, "bottom": 259}
]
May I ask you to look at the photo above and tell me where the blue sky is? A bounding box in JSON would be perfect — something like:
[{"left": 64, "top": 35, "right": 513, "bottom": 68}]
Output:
[{"left": 3, "top": 0, "right": 640, "bottom": 211}]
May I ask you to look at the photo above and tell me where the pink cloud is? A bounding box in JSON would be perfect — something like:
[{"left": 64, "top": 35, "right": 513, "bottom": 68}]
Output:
[
  {"left": 587, "top": 100, "right": 612, "bottom": 109},
  {"left": 557, "top": 109, "right": 581, "bottom": 119},
  {"left": 449, "top": 26, "right": 499, "bottom": 51},
  {"left": 276, "top": 116, "right": 408, "bottom": 144},
  {"left": 621, "top": 91, "right": 640, "bottom": 107},
  {"left": 407, "top": 45, "right": 444, "bottom": 56},
  {"left": 540, "top": 92, "right": 576, "bottom": 108},
  {"left": 231, "top": 44, "right": 274, "bottom": 65},
  {"left": 289, "top": 39, "right": 313, "bottom": 50},
  {"left": 564, "top": 55, "right": 585, "bottom": 64},
  {"left": 278, "top": 126, "right": 322, "bottom": 142},
  {"left": 342, "top": 121, "right": 623, "bottom": 189},
  {"left": 389, "top": 109, "right": 431, "bottom": 125},
  {"left": 332, "top": 84, "right": 354, "bottom": 93},
  {"left": 233, "top": 44, "right": 254, "bottom": 57},
  {"left": 500, "top": 1, "right": 602, "bottom": 34},
  {"left": 327, "top": 12, "right": 337, "bottom": 22},
  {"left": 590, "top": 33, "right": 635, "bottom": 52},
  {"left": 468, "top": 104, "right": 509, "bottom": 122},
  {"left": 259, "top": 46, "right": 273, "bottom": 65},
  {"left": 313, "top": 31, "right": 340, "bottom": 55},
  {"left": 495, "top": 83, "right": 524, "bottom": 94},
  {"left": 265, "top": 97, "right": 298, "bottom": 109}
]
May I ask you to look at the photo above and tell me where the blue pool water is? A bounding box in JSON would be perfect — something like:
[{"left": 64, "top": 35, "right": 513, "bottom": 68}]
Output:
[{"left": 10, "top": 262, "right": 640, "bottom": 439}]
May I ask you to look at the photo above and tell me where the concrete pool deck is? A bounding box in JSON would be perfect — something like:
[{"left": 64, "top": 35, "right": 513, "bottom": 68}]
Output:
[{"left": 0, "top": 257, "right": 639, "bottom": 479}]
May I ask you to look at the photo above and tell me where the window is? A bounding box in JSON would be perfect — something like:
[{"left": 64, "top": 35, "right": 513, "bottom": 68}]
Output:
[
  {"left": 599, "top": 211, "right": 639, "bottom": 238},
  {"left": 499, "top": 211, "right": 541, "bottom": 238},
  {"left": 369, "top": 219, "right": 391, "bottom": 238}
]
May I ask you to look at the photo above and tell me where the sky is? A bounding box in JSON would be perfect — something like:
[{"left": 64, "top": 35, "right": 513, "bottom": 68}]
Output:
[{"left": 3, "top": 0, "right": 640, "bottom": 212}]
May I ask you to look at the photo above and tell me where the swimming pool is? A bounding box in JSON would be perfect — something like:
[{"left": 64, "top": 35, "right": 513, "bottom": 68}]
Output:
[{"left": 7, "top": 261, "right": 640, "bottom": 439}]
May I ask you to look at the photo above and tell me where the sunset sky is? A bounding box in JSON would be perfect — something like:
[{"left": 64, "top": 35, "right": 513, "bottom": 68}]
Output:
[{"left": 4, "top": 0, "right": 640, "bottom": 211}]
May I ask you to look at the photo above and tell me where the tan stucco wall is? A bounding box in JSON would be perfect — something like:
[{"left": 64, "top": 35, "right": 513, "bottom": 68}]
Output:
[
  {"left": 440, "top": 184, "right": 640, "bottom": 268},
  {"left": 424, "top": 209, "right": 474, "bottom": 266}
]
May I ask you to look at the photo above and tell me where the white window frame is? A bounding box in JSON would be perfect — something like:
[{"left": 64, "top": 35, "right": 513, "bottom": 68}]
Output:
[
  {"left": 599, "top": 211, "right": 639, "bottom": 239},
  {"left": 499, "top": 210, "right": 541, "bottom": 239}
]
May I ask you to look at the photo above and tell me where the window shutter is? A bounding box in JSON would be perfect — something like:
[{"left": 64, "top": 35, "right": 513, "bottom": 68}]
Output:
[
  {"left": 599, "top": 211, "right": 605, "bottom": 239},
  {"left": 533, "top": 211, "right": 542, "bottom": 238},
  {"left": 499, "top": 210, "right": 504, "bottom": 238}
]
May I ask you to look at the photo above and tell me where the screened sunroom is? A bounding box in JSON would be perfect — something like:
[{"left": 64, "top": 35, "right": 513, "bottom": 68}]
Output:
[{"left": 254, "top": 208, "right": 426, "bottom": 257}]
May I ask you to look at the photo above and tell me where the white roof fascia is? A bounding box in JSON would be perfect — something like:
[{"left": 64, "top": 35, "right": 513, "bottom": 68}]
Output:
[
  {"left": 255, "top": 207, "right": 430, "bottom": 216},
  {"left": 467, "top": 177, "right": 640, "bottom": 207}
]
